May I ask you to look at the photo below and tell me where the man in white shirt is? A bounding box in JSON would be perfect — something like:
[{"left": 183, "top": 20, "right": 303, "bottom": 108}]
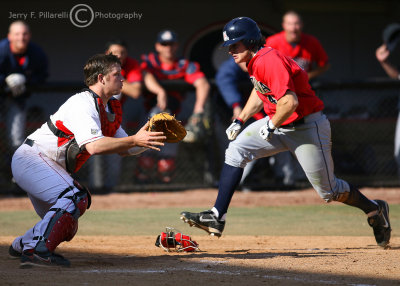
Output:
[{"left": 9, "top": 54, "right": 165, "bottom": 268}]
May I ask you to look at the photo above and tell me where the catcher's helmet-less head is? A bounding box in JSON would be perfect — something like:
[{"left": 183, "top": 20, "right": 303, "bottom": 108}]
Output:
[{"left": 222, "top": 17, "right": 262, "bottom": 47}]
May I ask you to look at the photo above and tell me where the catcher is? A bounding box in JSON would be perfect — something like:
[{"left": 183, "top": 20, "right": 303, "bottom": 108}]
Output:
[{"left": 9, "top": 54, "right": 166, "bottom": 268}]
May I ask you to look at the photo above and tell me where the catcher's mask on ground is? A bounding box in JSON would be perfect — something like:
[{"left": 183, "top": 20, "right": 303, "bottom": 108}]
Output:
[{"left": 155, "top": 227, "right": 199, "bottom": 252}]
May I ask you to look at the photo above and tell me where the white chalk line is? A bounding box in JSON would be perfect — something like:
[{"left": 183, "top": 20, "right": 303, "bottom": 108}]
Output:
[{"left": 78, "top": 264, "right": 376, "bottom": 286}]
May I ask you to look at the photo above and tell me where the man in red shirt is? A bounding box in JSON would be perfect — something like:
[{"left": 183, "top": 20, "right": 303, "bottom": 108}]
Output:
[
  {"left": 266, "top": 11, "right": 330, "bottom": 186},
  {"left": 105, "top": 40, "right": 143, "bottom": 104},
  {"left": 180, "top": 17, "right": 391, "bottom": 249},
  {"left": 139, "top": 30, "right": 210, "bottom": 183},
  {"left": 266, "top": 11, "right": 330, "bottom": 80}
]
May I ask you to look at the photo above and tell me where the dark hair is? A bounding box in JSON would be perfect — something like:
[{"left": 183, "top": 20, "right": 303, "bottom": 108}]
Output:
[
  {"left": 104, "top": 39, "right": 128, "bottom": 52},
  {"left": 243, "top": 35, "right": 266, "bottom": 52},
  {"left": 83, "top": 54, "right": 121, "bottom": 86}
]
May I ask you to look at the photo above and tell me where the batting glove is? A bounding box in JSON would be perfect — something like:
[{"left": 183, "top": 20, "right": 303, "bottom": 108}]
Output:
[
  {"left": 259, "top": 120, "right": 276, "bottom": 141},
  {"left": 226, "top": 119, "right": 243, "bottom": 141},
  {"left": 5, "top": 73, "right": 26, "bottom": 97}
]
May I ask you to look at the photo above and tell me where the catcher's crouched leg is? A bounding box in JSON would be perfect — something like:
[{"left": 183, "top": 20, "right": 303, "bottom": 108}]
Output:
[{"left": 34, "top": 181, "right": 91, "bottom": 254}]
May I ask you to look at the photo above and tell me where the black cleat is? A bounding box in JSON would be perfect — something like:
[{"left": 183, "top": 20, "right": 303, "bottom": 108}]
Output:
[
  {"left": 20, "top": 249, "right": 71, "bottom": 268},
  {"left": 9, "top": 245, "right": 22, "bottom": 259},
  {"left": 180, "top": 210, "right": 225, "bottom": 237},
  {"left": 367, "top": 200, "right": 391, "bottom": 248},
  {"left": 9, "top": 239, "right": 23, "bottom": 259}
]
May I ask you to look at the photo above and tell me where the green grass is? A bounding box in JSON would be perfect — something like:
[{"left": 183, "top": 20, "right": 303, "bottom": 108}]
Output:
[{"left": 1, "top": 205, "right": 399, "bottom": 237}]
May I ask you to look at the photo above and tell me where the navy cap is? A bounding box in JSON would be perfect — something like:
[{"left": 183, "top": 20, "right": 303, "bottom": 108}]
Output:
[
  {"left": 156, "top": 30, "right": 178, "bottom": 43},
  {"left": 383, "top": 23, "right": 400, "bottom": 52}
]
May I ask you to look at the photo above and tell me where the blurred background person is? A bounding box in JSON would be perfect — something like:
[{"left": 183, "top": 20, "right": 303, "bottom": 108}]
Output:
[
  {"left": 266, "top": 10, "right": 330, "bottom": 81},
  {"left": 88, "top": 39, "right": 146, "bottom": 193},
  {"left": 265, "top": 10, "right": 331, "bottom": 186},
  {"left": 137, "top": 29, "right": 210, "bottom": 183},
  {"left": 376, "top": 23, "right": 400, "bottom": 180},
  {"left": 0, "top": 20, "right": 48, "bottom": 181}
]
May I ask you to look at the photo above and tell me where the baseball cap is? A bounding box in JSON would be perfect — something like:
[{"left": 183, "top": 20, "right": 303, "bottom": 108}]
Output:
[
  {"left": 383, "top": 23, "right": 400, "bottom": 52},
  {"left": 156, "top": 30, "right": 178, "bottom": 44}
]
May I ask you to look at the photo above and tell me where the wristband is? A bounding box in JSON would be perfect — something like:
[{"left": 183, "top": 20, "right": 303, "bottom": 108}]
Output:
[
  {"left": 232, "top": 102, "right": 241, "bottom": 109},
  {"left": 234, "top": 118, "right": 244, "bottom": 126}
]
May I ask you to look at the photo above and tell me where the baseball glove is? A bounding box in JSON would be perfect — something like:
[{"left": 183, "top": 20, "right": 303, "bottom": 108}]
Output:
[
  {"left": 155, "top": 227, "right": 199, "bottom": 252},
  {"left": 147, "top": 112, "right": 187, "bottom": 143}
]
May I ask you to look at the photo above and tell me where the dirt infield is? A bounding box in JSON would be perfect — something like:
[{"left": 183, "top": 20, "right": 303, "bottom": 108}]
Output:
[{"left": 1, "top": 188, "right": 399, "bottom": 285}]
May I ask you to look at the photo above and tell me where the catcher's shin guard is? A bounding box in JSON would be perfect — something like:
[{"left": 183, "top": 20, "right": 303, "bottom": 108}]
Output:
[{"left": 35, "top": 183, "right": 91, "bottom": 253}]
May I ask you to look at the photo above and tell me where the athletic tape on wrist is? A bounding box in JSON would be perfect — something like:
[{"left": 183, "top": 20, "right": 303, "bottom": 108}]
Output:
[{"left": 234, "top": 118, "right": 244, "bottom": 125}]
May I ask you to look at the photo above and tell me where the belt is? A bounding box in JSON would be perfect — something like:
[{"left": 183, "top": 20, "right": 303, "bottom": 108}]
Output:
[
  {"left": 24, "top": 138, "right": 35, "bottom": 147},
  {"left": 282, "top": 117, "right": 305, "bottom": 128},
  {"left": 281, "top": 111, "right": 322, "bottom": 128}
]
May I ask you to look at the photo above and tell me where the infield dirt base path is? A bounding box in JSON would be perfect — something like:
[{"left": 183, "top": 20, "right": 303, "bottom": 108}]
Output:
[{"left": 1, "top": 188, "right": 399, "bottom": 286}]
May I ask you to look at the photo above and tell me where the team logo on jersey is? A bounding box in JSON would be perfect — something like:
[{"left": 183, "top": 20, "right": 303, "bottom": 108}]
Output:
[
  {"left": 250, "top": 76, "right": 277, "bottom": 104},
  {"left": 250, "top": 76, "right": 271, "bottom": 94},
  {"left": 91, "top": 128, "right": 99, "bottom": 135}
]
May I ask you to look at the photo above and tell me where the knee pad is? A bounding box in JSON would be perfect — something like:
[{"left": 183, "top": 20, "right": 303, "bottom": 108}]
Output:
[{"left": 70, "top": 180, "right": 91, "bottom": 218}]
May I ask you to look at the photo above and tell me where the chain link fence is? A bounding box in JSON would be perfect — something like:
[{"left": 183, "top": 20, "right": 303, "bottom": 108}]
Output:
[{"left": 1, "top": 79, "right": 400, "bottom": 195}]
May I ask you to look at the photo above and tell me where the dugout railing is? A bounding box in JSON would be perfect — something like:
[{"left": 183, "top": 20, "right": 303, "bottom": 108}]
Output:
[{"left": 1, "top": 78, "right": 399, "bottom": 195}]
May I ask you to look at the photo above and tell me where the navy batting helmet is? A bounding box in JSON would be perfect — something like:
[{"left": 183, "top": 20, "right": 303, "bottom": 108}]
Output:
[{"left": 222, "top": 17, "right": 262, "bottom": 47}]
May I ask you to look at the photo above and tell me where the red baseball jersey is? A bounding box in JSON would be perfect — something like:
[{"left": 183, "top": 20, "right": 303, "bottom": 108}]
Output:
[
  {"left": 265, "top": 31, "right": 328, "bottom": 72},
  {"left": 121, "top": 57, "right": 142, "bottom": 83},
  {"left": 247, "top": 47, "right": 324, "bottom": 125},
  {"left": 140, "top": 52, "right": 205, "bottom": 84}
]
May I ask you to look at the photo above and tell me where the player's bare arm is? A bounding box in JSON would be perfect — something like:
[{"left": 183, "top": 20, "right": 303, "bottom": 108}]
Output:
[
  {"left": 193, "top": 77, "right": 210, "bottom": 114},
  {"left": 85, "top": 122, "right": 166, "bottom": 155},
  {"left": 237, "top": 88, "right": 263, "bottom": 122},
  {"left": 270, "top": 90, "right": 299, "bottom": 127},
  {"left": 121, "top": 80, "right": 142, "bottom": 99},
  {"left": 143, "top": 72, "right": 168, "bottom": 110},
  {"left": 376, "top": 44, "right": 399, "bottom": 79}
]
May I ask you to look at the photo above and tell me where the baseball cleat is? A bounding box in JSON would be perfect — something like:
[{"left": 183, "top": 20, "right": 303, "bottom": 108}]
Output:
[
  {"left": 180, "top": 210, "right": 225, "bottom": 237},
  {"left": 367, "top": 200, "right": 391, "bottom": 248},
  {"left": 8, "top": 239, "right": 23, "bottom": 259},
  {"left": 20, "top": 249, "right": 70, "bottom": 268},
  {"left": 9, "top": 245, "right": 22, "bottom": 259}
]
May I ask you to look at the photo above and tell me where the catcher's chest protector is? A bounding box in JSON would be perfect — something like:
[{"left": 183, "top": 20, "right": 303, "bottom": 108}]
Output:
[{"left": 49, "top": 89, "right": 123, "bottom": 173}]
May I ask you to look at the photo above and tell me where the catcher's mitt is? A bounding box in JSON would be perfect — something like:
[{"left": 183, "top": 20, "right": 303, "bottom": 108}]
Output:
[
  {"left": 155, "top": 227, "right": 199, "bottom": 252},
  {"left": 147, "top": 112, "right": 187, "bottom": 143}
]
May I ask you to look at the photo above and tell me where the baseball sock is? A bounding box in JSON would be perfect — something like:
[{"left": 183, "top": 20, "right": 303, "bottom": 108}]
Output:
[
  {"left": 213, "top": 163, "right": 244, "bottom": 220},
  {"left": 343, "top": 185, "right": 378, "bottom": 214}
]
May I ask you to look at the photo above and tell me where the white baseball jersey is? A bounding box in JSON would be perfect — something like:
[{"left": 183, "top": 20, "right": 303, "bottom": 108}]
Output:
[{"left": 28, "top": 90, "right": 127, "bottom": 170}]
